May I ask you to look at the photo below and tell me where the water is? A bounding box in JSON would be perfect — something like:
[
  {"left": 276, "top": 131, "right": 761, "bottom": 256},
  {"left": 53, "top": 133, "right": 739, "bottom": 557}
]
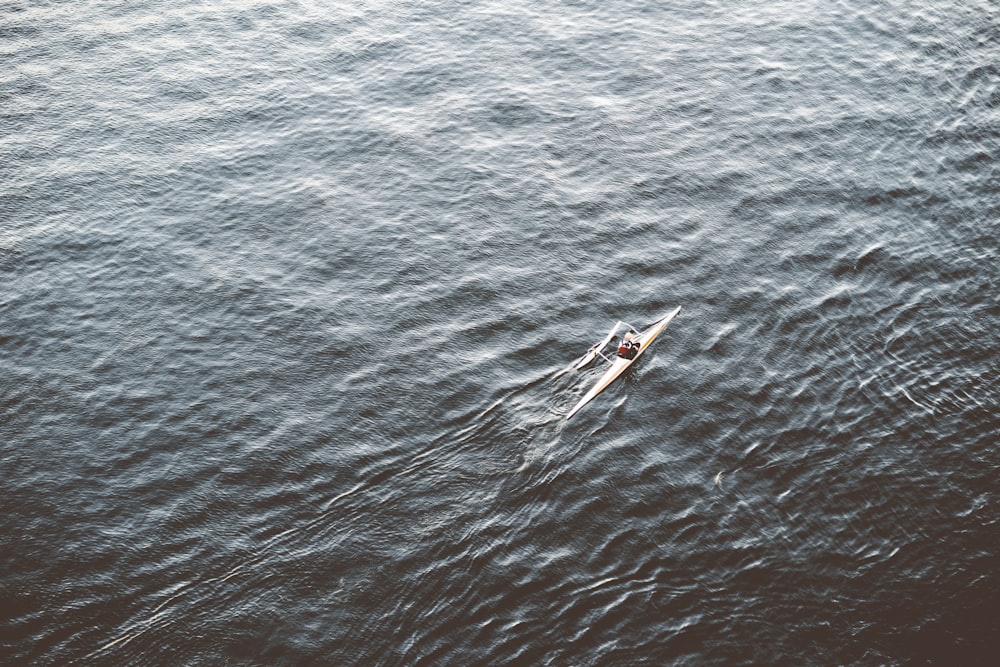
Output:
[{"left": 3, "top": 0, "right": 998, "bottom": 664}]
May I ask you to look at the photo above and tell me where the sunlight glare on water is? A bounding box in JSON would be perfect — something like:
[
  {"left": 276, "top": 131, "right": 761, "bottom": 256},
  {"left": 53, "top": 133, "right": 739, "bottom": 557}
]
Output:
[{"left": 2, "top": 0, "right": 998, "bottom": 664}]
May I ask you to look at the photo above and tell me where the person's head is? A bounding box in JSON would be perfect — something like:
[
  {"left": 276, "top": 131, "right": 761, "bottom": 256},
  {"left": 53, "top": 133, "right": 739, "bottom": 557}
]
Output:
[{"left": 623, "top": 332, "right": 635, "bottom": 342}]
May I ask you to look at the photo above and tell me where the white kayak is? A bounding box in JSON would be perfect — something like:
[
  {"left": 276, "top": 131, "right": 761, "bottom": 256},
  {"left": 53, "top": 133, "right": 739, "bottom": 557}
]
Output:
[{"left": 567, "top": 306, "right": 681, "bottom": 419}]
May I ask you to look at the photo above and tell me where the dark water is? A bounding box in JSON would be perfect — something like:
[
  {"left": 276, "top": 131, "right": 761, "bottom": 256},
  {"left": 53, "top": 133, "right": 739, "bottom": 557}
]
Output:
[{"left": 3, "top": 0, "right": 998, "bottom": 664}]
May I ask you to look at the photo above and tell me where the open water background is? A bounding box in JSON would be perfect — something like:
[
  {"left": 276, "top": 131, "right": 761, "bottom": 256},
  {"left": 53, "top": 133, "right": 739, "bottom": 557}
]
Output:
[{"left": 3, "top": 0, "right": 999, "bottom": 664}]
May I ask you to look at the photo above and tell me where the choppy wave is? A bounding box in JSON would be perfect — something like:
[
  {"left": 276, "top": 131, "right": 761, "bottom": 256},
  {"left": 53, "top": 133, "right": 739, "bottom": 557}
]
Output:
[{"left": 3, "top": 0, "right": 998, "bottom": 665}]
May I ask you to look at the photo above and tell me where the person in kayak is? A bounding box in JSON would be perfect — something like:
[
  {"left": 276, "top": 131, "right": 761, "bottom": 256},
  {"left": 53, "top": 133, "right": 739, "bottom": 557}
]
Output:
[{"left": 617, "top": 332, "right": 640, "bottom": 360}]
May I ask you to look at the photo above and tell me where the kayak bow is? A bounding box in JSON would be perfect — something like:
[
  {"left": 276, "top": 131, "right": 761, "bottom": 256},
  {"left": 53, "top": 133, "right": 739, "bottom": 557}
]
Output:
[{"left": 567, "top": 306, "right": 681, "bottom": 419}]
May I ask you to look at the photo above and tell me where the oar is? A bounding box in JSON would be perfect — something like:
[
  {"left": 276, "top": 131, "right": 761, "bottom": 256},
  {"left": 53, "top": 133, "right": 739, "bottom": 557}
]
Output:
[{"left": 573, "top": 322, "right": 621, "bottom": 369}]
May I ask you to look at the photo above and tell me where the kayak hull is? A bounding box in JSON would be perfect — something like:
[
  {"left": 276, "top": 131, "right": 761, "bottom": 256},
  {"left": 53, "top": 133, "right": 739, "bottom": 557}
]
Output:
[{"left": 566, "top": 306, "right": 681, "bottom": 419}]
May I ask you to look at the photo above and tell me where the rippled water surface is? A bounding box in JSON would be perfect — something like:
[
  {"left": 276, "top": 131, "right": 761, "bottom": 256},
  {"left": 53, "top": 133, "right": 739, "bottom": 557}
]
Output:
[{"left": 3, "top": 0, "right": 998, "bottom": 664}]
